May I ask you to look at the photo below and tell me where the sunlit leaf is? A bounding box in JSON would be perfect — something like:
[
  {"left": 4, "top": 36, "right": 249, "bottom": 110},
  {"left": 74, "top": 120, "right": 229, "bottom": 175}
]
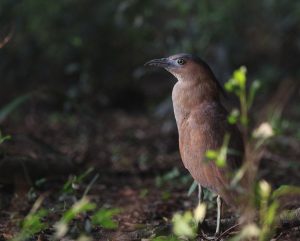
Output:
[
  {"left": 194, "top": 202, "right": 206, "bottom": 223},
  {"left": 233, "top": 66, "right": 247, "bottom": 87},
  {"left": 216, "top": 134, "right": 230, "bottom": 167},
  {"left": 259, "top": 180, "right": 271, "bottom": 199},
  {"left": 228, "top": 109, "right": 240, "bottom": 124},
  {"left": 172, "top": 211, "right": 197, "bottom": 239},
  {"left": 271, "top": 185, "right": 300, "bottom": 199},
  {"left": 205, "top": 150, "right": 218, "bottom": 159},
  {"left": 265, "top": 202, "right": 279, "bottom": 225},
  {"left": 229, "top": 223, "right": 260, "bottom": 241},
  {"left": 92, "top": 208, "right": 121, "bottom": 229},
  {"left": 62, "top": 197, "right": 96, "bottom": 223}
]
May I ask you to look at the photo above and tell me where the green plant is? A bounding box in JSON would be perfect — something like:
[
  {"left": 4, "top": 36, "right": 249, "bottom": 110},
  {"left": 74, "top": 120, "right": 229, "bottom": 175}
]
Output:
[
  {"left": 92, "top": 208, "right": 121, "bottom": 229},
  {"left": 54, "top": 197, "right": 96, "bottom": 239},
  {"left": 12, "top": 197, "right": 47, "bottom": 241},
  {"left": 0, "top": 129, "right": 11, "bottom": 144},
  {"left": 62, "top": 167, "right": 94, "bottom": 194},
  {"left": 226, "top": 67, "right": 300, "bottom": 241},
  {"left": 54, "top": 197, "right": 121, "bottom": 239},
  {"left": 152, "top": 202, "right": 206, "bottom": 241},
  {"left": 225, "top": 66, "right": 261, "bottom": 127},
  {"left": 0, "top": 94, "right": 31, "bottom": 124}
]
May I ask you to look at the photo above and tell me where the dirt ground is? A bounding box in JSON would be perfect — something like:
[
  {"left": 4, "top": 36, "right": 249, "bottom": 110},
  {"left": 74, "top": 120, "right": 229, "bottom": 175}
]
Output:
[{"left": 0, "top": 107, "right": 300, "bottom": 240}]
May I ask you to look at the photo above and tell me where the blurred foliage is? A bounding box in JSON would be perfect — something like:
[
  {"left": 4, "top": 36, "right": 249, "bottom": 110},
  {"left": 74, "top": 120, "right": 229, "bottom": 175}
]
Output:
[
  {"left": 0, "top": 129, "right": 11, "bottom": 144},
  {"left": 0, "top": 93, "right": 30, "bottom": 123},
  {"left": 0, "top": 0, "right": 300, "bottom": 110},
  {"left": 92, "top": 208, "right": 121, "bottom": 229},
  {"left": 62, "top": 167, "right": 94, "bottom": 194}
]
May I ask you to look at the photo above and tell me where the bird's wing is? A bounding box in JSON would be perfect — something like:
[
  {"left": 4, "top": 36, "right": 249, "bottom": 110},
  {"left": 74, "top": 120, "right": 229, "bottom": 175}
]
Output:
[{"left": 179, "top": 102, "right": 244, "bottom": 200}]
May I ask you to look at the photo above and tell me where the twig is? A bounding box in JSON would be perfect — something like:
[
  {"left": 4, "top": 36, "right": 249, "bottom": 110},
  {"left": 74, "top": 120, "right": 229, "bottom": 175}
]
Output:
[
  {"left": 216, "top": 223, "right": 241, "bottom": 240},
  {"left": 0, "top": 26, "right": 14, "bottom": 49},
  {"left": 82, "top": 173, "right": 99, "bottom": 197}
]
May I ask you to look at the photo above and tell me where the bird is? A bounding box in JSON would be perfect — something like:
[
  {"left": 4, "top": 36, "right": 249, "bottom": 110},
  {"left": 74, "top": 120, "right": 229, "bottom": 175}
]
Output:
[{"left": 145, "top": 53, "right": 244, "bottom": 235}]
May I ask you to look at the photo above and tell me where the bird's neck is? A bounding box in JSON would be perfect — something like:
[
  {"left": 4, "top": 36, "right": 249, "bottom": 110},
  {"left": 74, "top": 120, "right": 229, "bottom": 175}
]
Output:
[{"left": 172, "top": 77, "right": 219, "bottom": 127}]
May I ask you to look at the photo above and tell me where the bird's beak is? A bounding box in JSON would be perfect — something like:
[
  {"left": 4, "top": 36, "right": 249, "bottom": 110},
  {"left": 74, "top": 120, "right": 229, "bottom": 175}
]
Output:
[{"left": 144, "top": 58, "right": 174, "bottom": 69}]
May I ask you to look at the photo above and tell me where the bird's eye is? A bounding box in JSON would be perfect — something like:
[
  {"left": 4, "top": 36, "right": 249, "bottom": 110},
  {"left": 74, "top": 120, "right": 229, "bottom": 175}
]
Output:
[{"left": 177, "top": 58, "right": 185, "bottom": 65}]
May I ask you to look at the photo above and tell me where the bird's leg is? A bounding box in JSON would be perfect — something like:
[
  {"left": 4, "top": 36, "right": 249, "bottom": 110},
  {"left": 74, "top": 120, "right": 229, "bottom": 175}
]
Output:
[
  {"left": 215, "top": 195, "right": 222, "bottom": 235},
  {"left": 198, "top": 184, "right": 203, "bottom": 204}
]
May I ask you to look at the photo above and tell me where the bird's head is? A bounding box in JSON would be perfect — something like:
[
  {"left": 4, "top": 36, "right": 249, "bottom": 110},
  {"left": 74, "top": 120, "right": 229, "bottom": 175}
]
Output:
[
  {"left": 145, "top": 53, "right": 212, "bottom": 82},
  {"left": 145, "top": 53, "right": 226, "bottom": 97}
]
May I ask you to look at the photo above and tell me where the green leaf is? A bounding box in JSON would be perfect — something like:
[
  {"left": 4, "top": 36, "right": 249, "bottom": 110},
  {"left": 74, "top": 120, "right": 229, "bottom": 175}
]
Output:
[
  {"left": 14, "top": 209, "right": 48, "bottom": 241},
  {"left": 248, "top": 80, "right": 261, "bottom": 108},
  {"left": 0, "top": 130, "right": 11, "bottom": 144},
  {"left": 216, "top": 134, "right": 230, "bottom": 167},
  {"left": 62, "top": 198, "right": 96, "bottom": 223},
  {"left": 92, "top": 208, "right": 121, "bottom": 229},
  {"left": 172, "top": 211, "right": 197, "bottom": 239},
  {"left": 228, "top": 109, "right": 240, "bottom": 124},
  {"left": 22, "top": 209, "right": 48, "bottom": 235},
  {"left": 271, "top": 185, "right": 300, "bottom": 199},
  {"left": 187, "top": 180, "right": 198, "bottom": 197},
  {"left": 233, "top": 66, "right": 247, "bottom": 87},
  {"left": 265, "top": 202, "right": 279, "bottom": 225},
  {"left": 205, "top": 149, "right": 218, "bottom": 159},
  {"left": 62, "top": 167, "right": 94, "bottom": 193},
  {"left": 0, "top": 93, "right": 31, "bottom": 123}
]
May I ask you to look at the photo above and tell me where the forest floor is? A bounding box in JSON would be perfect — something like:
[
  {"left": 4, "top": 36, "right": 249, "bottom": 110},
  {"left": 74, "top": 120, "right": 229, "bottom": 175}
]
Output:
[{"left": 0, "top": 108, "right": 300, "bottom": 240}]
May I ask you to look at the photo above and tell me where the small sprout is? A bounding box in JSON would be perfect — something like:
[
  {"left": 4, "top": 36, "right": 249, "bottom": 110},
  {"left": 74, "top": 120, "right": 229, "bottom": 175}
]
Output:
[
  {"left": 230, "top": 223, "right": 260, "bottom": 241},
  {"left": 253, "top": 122, "right": 274, "bottom": 140},
  {"left": 228, "top": 109, "right": 240, "bottom": 124},
  {"left": 55, "top": 197, "right": 96, "bottom": 238},
  {"left": 92, "top": 208, "right": 121, "bottom": 229},
  {"left": 205, "top": 150, "right": 218, "bottom": 160},
  {"left": 225, "top": 66, "right": 250, "bottom": 126},
  {"left": 225, "top": 66, "right": 247, "bottom": 93},
  {"left": 62, "top": 167, "right": 94, "bottom": 194},
  {"left": 259, "top": 180, "right": 271, "bottom": 199},
  {"left": 272, "top": 185, "right": 300, "bottom": 199},
  {"left": 206, "top": 134, "right": 230, "bottom": 168},
  {"left": 0, "top": 130, "right": 11, "bottom": 144},
  {"left": 248, "top": 80, "right": 261, "bottom": 108},
  {"left": 233, "top": 66, "right": 247, "bottom": 86},
  {"left": 193, "top": 203, "right": 206, "bottom": 223},
  {"left": 54, "top": 222, "right": 68, "bottom": 239},
  {"left": 13, "top": 206, "right": 47, "bottom": 241},
  {"left": 172, "top": 211, "right": 197, "bottom": 239},
  {"left": 264, "top": 202, "right": 278, "bottom": 226},
  {"left": 216, "top": 134, "right": 230, "bottom": 167}
]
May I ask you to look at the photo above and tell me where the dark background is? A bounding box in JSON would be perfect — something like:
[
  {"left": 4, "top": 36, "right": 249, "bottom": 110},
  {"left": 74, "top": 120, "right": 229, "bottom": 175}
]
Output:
[{"left": 1, "top": 0, "right": 300, "bottom": 110}]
